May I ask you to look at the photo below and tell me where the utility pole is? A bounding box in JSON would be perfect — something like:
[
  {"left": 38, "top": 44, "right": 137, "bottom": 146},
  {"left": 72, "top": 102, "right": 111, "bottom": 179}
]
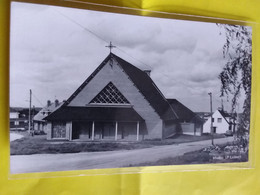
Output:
[
  {"left": 29, "top": 89, "right": 32, "bottom": 135},
  {"left": 208, "top": 92, "right": 214, "bottom": 146}
]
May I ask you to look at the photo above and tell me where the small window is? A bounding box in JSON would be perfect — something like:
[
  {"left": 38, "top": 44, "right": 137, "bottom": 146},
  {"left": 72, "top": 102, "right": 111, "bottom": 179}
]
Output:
[
  {"left": 217, "top": 118, "right": 222, "bottom": 123},
  {"left": 14, "top": 121, "right": 19, "bottom": 126},
  {"left": 211, "top": 118, "right": 214, "bottom": 122}
]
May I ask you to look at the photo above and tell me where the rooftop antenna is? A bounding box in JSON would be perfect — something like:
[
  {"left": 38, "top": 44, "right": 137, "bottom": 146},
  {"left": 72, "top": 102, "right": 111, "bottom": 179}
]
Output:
[{"left": 106, "top": 41, "right": 116, "bottom": 53}]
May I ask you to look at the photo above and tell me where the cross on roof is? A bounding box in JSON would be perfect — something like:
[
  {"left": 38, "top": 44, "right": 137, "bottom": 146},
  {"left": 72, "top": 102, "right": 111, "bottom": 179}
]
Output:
[{"left": 106, "top": 41, "right": 116, "bottom": 53}]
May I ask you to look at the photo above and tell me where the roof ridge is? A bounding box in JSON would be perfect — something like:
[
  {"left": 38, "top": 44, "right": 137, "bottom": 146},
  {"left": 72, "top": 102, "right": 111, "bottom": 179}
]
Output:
[
  {"left": 47, "top": 53, "right": 114, "bottom": 119},
  {"left": 113, "top": 54, "right": 178, "bottom": 120},
  {"left": 64, "top": 53, "right": 113, "bottom": 106},
  {"left": 217, "top": 109, "right": 230, "bottom": 124}
]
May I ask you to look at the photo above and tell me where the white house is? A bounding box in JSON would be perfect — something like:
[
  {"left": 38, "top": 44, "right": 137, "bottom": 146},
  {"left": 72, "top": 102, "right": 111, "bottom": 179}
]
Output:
[
  {"left": 203, "top": 109, "right": 235, "bottom": 134},
  {"left": 9, "top": 108, "right": 28, "bottom": 131},
  {"left": 10, "top": 109, "right": 19, "bottom": 119}
]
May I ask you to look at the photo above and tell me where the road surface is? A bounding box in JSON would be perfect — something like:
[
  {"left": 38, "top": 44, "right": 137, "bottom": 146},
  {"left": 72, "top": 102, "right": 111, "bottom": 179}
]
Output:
[
  {"left": 10, "top": 133, "right": 24, "bottom": 142},
  {"left": 10, "top": 137, "right": 233, "bottom": 174}
]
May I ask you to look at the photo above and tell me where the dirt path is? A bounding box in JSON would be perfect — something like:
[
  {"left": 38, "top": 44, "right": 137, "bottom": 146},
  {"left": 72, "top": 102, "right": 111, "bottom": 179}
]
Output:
[{"left": 10, "top": 137, "right": 233, "bottom": 174}]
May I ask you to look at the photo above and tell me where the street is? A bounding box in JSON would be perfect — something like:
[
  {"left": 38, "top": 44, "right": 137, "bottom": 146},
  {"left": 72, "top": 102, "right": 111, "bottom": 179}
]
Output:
[
  {"left": 10, "top": 132, "right": 24, "bottom": 142},
  {"left": 10, "top": 137, "right": 233, "bottom": 174}
]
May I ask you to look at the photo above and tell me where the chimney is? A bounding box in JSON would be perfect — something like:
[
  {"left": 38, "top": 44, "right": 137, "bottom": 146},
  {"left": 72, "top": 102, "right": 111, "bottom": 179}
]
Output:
[
  {"left": 143, "top": 70, "right": 151, "bottom": 76},
  {"left": 47, "top": 100, "right": 51, "bottom": 107},
  {"left": 55, "top": 99, "right": 59, "bottom": 107}
]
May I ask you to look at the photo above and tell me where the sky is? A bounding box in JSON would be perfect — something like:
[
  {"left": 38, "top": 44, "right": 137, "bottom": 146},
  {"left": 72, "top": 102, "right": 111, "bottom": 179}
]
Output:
[{"left": 10, "top": 2, "right": 245, "bottom": 112}]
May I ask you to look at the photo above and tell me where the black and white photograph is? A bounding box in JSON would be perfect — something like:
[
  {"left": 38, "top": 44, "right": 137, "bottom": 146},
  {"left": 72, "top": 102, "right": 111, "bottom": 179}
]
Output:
[{"left": 9, "top": 2, "right": 252, "bottom": 174}]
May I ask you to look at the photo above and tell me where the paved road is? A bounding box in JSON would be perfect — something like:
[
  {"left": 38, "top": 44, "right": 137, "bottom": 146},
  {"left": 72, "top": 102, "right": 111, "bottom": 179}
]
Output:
[
  {"left": 10, "top": 133, "right": 24, "bottom": 142},
  {"left": 10, "top": 137, "right": 233, "bottom": 174}
]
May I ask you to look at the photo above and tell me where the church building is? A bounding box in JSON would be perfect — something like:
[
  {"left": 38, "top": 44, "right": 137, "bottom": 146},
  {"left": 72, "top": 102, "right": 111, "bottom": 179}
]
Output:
[{"left": 44, "top": 53, "right": 200, "bottom": 141}]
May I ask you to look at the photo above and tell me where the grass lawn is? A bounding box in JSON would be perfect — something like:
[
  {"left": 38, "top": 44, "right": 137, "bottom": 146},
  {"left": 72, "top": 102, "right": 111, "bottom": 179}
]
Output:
[
  {"left": 10, "top": 133, "right": 226, "bottom": 155},
  {"left": 129, "top": 143, "right": 248, "bottom": 167}
]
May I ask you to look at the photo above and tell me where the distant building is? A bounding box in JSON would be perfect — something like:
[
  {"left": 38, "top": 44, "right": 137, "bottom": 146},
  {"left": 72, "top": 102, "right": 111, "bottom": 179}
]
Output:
[
  {"left": 10, "top": 107, "right": 42, "bottom": 131},
  {"left": 9, "top": 108, "right": 28, "bottom": 131},
  {"left": 203, "top": 109, "right": 236, "bottom": 134},
  {"left": 195, "top": 112, "right": 211, "bottom": 123},
  {"left": 10, "top": 108, "right": 19, "bottom": 119},
  {"left": 167, "top": 99, "right": 204, "bottom": 136},
  {"left": 33, "top": 100, "right": 62, "bottom": 133}
]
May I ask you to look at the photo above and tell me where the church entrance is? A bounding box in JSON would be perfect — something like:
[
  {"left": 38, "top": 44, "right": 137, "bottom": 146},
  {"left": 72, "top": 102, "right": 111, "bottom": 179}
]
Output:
[
  {"left": 97, "top": 122, "right": 115, "bottom": 140},
  {"left": 117, "top": 122, "right": 138, "bottom": 140},
  {"left": 72, "top": 122, "right": 92, "bottom": 140},
  {"left": 72, "top": 121, "right": 141, "bottom": 141}
]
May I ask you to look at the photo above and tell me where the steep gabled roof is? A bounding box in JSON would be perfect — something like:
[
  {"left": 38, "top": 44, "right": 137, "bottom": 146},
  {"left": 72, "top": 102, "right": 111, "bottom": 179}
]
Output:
[
  {"left": 64, "top": 54, "right": 112, "bottom": 105},
  {"left": 112, "top": 54, "right": 178, "bottom": 120},
  {"left": 62, "top": 53, "right": 178, "bottom": 121},
  {"left": 33, "top": 102, "right": 63, "bottom": 122},
  {"left": 167, "top": 99, "right": 203, "bottom": 123},
  {"left": 218, "top": 110, "right": 231, "bottom": 118}
]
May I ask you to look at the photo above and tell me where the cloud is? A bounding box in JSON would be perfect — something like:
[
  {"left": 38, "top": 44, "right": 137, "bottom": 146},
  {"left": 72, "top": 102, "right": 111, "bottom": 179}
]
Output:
[{"left": 10, "top": 2, "right": 234, "bottom": 112}]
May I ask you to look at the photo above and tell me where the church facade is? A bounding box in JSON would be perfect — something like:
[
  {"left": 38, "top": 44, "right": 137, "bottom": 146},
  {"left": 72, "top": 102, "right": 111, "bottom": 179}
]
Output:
[{"left": 44, "top": 53, "right": 200, "bottom": 141}]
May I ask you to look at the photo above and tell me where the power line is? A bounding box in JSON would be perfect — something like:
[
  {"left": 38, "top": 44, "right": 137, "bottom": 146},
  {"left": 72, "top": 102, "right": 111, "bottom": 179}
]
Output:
[
  {"left": 32, "top": 93, "right": 45, "bottom": 107},
  {"left": 116, "top": 47, "right": 152, "bottom": 69},
  {"left": 52, "top": 8, "right": 152, "bottom": 69},
  {"left": 53, "top": 9, "right": 108, "bottom": 44}
]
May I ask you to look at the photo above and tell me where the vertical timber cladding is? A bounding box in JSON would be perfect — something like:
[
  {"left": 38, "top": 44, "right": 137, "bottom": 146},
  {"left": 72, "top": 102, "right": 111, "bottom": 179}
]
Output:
[
  {"left": 72, "top": 122, "right": 92, "bottom": 140},
  {"left": 73, "top": 121, "right": 140, "bottom": 141},
  {"left": 95, "top": 122, "right": 115, "bottom": 140},
  {"left": 68, "top": 59, "right": 163, "bottom": 140},
  {"left": 117, "top": 122, "right": 139, "bottom": 140}
]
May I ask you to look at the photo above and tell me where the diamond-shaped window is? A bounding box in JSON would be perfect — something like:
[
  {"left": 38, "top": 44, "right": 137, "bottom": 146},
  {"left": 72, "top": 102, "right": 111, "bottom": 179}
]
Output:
[{"left": 89, "top": 82, "right": 130, "bottom": 104}]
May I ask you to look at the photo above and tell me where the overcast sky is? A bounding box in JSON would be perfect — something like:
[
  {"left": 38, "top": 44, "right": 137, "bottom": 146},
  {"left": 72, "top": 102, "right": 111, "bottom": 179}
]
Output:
[{"left": 10, "top": 2, "right": 243, "bottom": 112}]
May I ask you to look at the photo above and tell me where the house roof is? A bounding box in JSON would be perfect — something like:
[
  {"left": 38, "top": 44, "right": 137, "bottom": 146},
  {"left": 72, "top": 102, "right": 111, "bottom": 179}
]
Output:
[
  {"left": 10, "top": 107, "right": 19, "bottom": 113},
  {"left": 217, "top": 109, "right": 232, "bottom": 124},
  {"left": 44, "top": 107, "right": 144, "bottom": 122},
  {"left": 33, "top": 102, "right": 63, "bottom": 122},
  {"left": 62, "top": 53, "right": 178, "bottom": 121},
  {"left": 167, "top": 99, "right": 204, "bottom": 123},
  {"left": 218, "top": 110, "right": 231, "bottom": 118}
]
